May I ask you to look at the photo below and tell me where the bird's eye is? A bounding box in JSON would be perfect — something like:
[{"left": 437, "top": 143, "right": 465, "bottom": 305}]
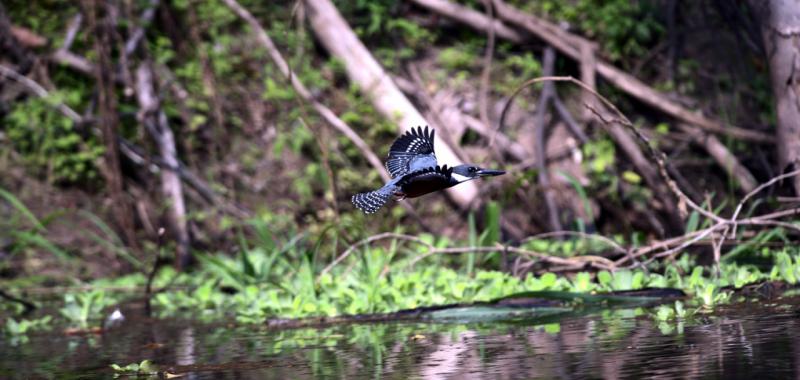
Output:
[{"left": 468, "top": 167, "right": 477, "bottom": 173}]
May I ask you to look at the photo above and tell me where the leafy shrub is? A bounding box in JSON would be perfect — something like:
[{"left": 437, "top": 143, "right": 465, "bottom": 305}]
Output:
[{"left": 5, "top": 92, "right": 103, "bottom": 184}]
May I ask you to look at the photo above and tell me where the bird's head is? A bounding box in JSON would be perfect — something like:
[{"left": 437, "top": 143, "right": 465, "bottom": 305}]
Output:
[{"left": 451, "top": 164, "right": 505, "bottom": 183}]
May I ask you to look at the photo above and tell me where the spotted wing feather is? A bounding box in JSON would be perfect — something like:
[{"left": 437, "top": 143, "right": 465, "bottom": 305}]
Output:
[
  {"left": 351, "top": 187, "right": 395, "bottom": 214},
  {"left": 385, "top": 126, "right": 436, "bottom": 178}
]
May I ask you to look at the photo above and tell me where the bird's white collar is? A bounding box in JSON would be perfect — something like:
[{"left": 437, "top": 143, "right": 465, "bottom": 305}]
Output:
[{"left": 451, "top": 173, "right": 472, "bottom": 183}]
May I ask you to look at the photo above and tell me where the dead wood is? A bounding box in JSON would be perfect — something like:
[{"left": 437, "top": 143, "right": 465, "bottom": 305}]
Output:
[
  {"left": 134, "top": 62, "right": 192, "bottom": 269},
  {"left": 0, "top": 62, "right": 248, "bottom": 223},
  {"left": 462, "top": 115, "right": 527, "bottom": 161},
  {"left": 490, "top": 0, "right": 773, "bottom": 144},
  {"left": 678, "top": 124, "right": 758, "bottom": 193},
  {"left": 531, "top": 47, "right": 562, "bottom": 232},
  {"left": 501, "top": 78, "right": 800, "bottom": 268},
  {"left": 501, "top": 76, "right": 683, "bottom": 233},
  {"left": 410, "top": 0, "right": 773, "bottom": 144},
  {"left": 551, "top": 93, "right": 589, "bottom": 144},
  {"left": 319, "top": 232, "right": 615, "bottom": 280},
  {"left": 60, "top": 14, "right": 83, "bottom": 52},
  {"left": 124, "top": 0, "right": 159, "bottom": 56},
  {"left": 221, "top": 0, "right": 388, "bottom": 182}
]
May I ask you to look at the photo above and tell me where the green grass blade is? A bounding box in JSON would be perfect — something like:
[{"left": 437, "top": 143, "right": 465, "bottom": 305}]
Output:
[{"left": 0, "top": 188, "right": 46, "bottom": 232}]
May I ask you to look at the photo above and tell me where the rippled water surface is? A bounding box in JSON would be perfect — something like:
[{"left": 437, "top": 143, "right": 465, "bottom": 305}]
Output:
[{"left": 3, "top": 298, "right": 799, "bottom": 379}]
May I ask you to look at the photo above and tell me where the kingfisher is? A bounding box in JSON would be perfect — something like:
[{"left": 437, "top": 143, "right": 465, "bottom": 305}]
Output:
[{"left": 352, "top": 126, "right": 505, "bottom": 214}]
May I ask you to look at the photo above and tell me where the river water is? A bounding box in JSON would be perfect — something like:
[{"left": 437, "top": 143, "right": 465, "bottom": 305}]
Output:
[{"left": 2, "top": 297, "right": 799, "bottom": 379}]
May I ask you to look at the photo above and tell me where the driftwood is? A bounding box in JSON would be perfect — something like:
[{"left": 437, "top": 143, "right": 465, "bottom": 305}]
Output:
[
  {"left": 304, "top": 0, "right": 479, "bottom": 208},
  {"left": 134, "top": 62, "right": 191, "bottom": 269}
]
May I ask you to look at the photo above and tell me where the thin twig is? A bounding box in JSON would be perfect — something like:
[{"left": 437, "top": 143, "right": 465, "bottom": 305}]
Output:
[
  {"left": 408, "top": 245, "right": 615, "bottom": 271},
  {"left": 0, "top": 64, "right": 83, "bottom": 122},
  {"left": 319, "top": 233, "right": 432, "bottom": 278},
  {"left": 728, "top": 168, "right": 800, "bottom": 236},
  {"left": 221, "top": 0, "right": 388, "bottom": 181},
  {"left": 479, "top": 0, "right": 496, "bottom": 138},
  {"left": 60, "top": 14, "right": 83, "bottom": 52},
  {"left": 551, "top": 92, "right": 589, "bottom": 144},
  {"left": 0, "top": 62, "right": 248, "bottom": 218},
  {"left": 321, "top": 232, "right": 616, "bottom": 279},
  {"left": 586, "top": 103, "right": 723, "bottom": 224},
  {"left": 519, "top": 231, "right": 627, "bottom": 254}
]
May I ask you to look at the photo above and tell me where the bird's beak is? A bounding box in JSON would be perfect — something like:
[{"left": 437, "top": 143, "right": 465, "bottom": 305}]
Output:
[{"left": 476, "top": 168, "right": 505, "bottom": 177}]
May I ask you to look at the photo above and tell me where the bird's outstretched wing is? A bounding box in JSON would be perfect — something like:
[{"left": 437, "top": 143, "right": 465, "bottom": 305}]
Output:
[
  {"left": 385, "top": 126, "right": 437, "bottom": 178},
  {"left": 396, "top": 165, "right": 455, "bottom": 198}
]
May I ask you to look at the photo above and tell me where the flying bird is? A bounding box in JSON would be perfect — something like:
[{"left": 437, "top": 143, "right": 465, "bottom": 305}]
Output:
[{"left": 352, "top": 126, "right": 505, "bottom": 214}]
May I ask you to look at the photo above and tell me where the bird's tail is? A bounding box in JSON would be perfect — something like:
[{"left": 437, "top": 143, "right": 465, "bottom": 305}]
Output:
[{"left": 352, "top": 186, "right": 395, "bottom": 214}]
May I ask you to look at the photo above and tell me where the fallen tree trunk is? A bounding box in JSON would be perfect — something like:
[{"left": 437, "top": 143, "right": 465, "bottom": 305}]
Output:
[
  {"left": 678, "top": 124, "right": 758, "bottom": 193},
  {"left": 305, "top": 0, "right": 479, "bottom": 208},
  {"left": 409, "top": 0, "right": 772, "bottom": 144},
  {"left": 222, "top": 0, "right": 387, "bottom": 183},
  {"left": 410, "top": 0, "right": 760, "bottom": 196}
]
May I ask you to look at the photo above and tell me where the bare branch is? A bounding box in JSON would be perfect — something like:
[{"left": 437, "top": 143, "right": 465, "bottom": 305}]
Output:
[{"left": 221, "top": 0, "right": 388, "bottom": 181}]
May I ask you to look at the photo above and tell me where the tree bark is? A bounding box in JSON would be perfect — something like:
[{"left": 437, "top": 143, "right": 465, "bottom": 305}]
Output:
[
  {"left": 750, "top": 0, "right": 800, "bottom": 194},
  {"left": 304, "top": 0, "right": 480, "bottom": 209},
  {"left": 135, "top": 62, "right": 191, "bottom": 270},
  {"left": 531, "top": 47, "right": 563, "bottom": 232},
  {"left": 85, "top": 0, "right": 139, "bottom": 251}
]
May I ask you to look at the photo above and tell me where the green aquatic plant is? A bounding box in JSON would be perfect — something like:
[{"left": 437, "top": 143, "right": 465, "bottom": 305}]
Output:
[
  {"left": 771, "top": 250, "right": 800, "bottom": 284},
  {"left": 654, "top": 301, "right": 691, "bottom": 322},
  {"left": 4, "top": 316, "right": 52, "bottom": 345},
  {"left": 6, "top": 222, "right": 799, "bottom": 332},
  {"left": 597, "top": 269, "right": 645, "bottom": 291},
  {"left": 696, "top": 283, "right": 731, "bottom": 308},
  {"left": 111, "top": 360, "right": 160, "bottom": 378},
  {"left": 60, "top": 290, "right": 116, "bottom": 329}
]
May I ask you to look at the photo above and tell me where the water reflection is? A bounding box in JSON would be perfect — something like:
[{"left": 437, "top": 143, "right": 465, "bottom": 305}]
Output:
[{"left": 1, "top": 299, "right": 798, "bottom": 379}]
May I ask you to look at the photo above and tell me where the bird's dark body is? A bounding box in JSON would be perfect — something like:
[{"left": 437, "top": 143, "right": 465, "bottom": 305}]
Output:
[
  {"left": 395, "top": 167, "right": 456, "bottom": 198},
  {"left": 351, "top": 126, "right": 503, "bottom": 214}
]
